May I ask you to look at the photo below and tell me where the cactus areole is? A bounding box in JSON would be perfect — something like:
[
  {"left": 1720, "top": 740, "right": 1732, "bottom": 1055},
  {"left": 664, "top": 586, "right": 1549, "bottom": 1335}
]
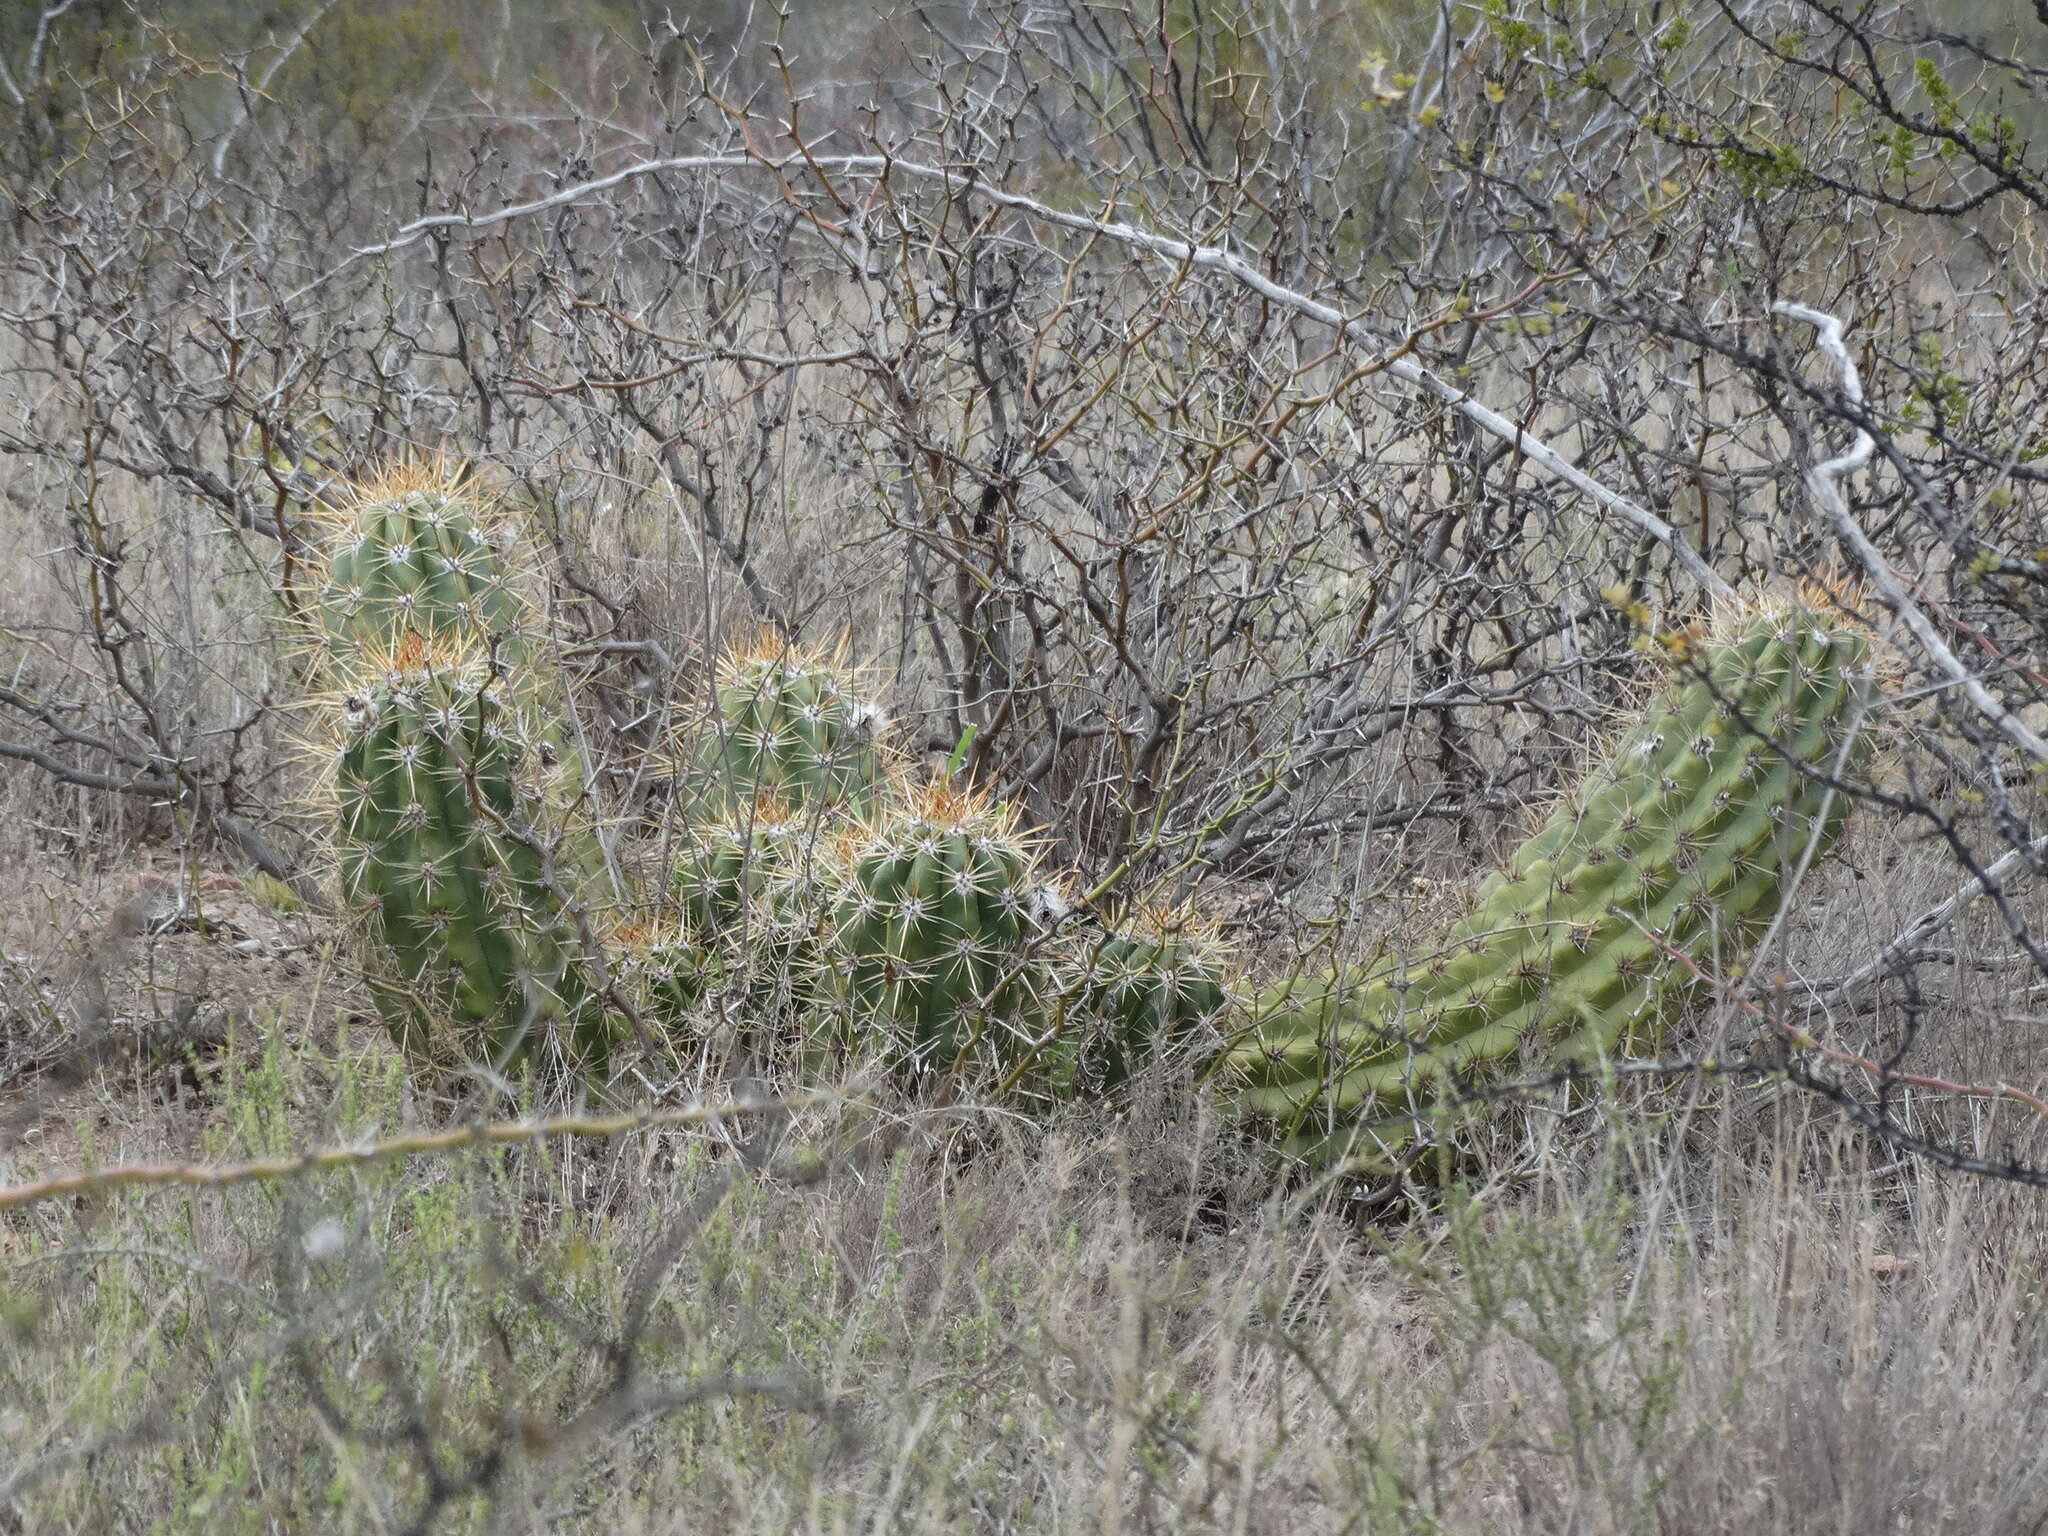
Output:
[{"left": 1224, "top": 596, "right": 1879, "bottom": 1169}]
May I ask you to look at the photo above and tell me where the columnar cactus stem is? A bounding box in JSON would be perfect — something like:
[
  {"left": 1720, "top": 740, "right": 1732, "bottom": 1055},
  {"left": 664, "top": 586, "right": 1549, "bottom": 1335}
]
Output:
[
  {"left": 1222, "top": 594, "right": 1880, "bottom": 1166},
  {"left": 823, "top": 783, "right": 1060, "bottom": 1079},
  {"left": 305, "top": 471, "right": 614, "bottom": 1084},
  {"left": 330, "top": 635, "right": 611, "bottom": 1076},
  {"left": 625, "top": 797, "right": 834, "bottom": 1032},
  {"left": 1062, "top": 907, "right": 1230, "bottom": 1092},
  {"left": 691, "top": 635, "right": 890, "bottom": 812},
  {"left": 310, "top": 467, "right": 538, "bottom": 673}
]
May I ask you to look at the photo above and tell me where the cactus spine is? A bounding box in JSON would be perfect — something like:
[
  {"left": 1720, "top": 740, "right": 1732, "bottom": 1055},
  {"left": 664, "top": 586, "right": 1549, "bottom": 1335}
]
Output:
[{"left": 1223, "top": 596, "right": 1878, "bottom": 1165}]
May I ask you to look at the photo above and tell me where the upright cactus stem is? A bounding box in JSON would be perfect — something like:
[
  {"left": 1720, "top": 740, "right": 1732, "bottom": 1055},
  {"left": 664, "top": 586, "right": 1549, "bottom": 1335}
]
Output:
[
  {"left": 823, "top": 783, "right": 1062, "bottom": 1081},
  {"left": 638, "top": 796, "right": 835, "bottom": 1031},
  {"left": 1223, "top": 592, "right": 1881, "bottom": 1168},
  {"left": 692, "top": 635, "right": 890, "bottom": 813},
  {"left": 672, "top": 796, "right": 813, "bottom": 937},
  {"left": 1062, "top": 908, "right": 1231, "bottom": 1093},
  {"left": 329, "top": 633, "right": 611, "bottom": 1077},
  {"left": 309, "top": 467, "right": 538, "bottom": 673},
  {"left": 304, "top": 469, "right": 615, "bottom": 1086}
]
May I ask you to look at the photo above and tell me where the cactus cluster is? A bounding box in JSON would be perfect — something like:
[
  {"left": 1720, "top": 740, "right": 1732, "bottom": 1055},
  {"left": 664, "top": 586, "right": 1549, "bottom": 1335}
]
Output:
[
  {"left": 295, "top": 481, "right": 1881, "bottom": 1179},
  {"left": 1219, "top": 595, "right": 1879, "bottom": 1167}
]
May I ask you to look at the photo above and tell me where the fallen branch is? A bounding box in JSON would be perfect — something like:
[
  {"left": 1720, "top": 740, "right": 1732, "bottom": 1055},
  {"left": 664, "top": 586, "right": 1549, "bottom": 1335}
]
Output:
[{"left": 0, "top": 1089, "right": 844, "bottom": 1212}]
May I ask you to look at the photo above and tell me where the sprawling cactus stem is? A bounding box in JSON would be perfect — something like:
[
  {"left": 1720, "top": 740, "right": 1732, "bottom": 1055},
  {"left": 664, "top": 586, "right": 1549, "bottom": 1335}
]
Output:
[
  {"left": 694, "top": 633, "right": 890, "bottom": 812},
  {"left": 1224, "top": 593, "right": 1880, "bottom": 1167},
  {"left": 310, "top": 466, "right": 538, "bottom": 674},
  {"left": 330, "top": 633, "right": 612, "bottom": 1076},
  {"left": 1063, "top": 906, "right": 1230, "bottom": 1092},
  {"left": 823, "top": 782, "right": 1060, "bottom": 1079}
]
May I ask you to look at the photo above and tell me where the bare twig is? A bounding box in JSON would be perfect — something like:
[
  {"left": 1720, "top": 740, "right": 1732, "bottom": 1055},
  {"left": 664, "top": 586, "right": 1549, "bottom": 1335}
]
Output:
[
  {"left": 0, "top": 1090, "right": 845, "bottom": 1212},
  {"left": 1773, "top": 300, "right": 2048, "bottom": 762}
]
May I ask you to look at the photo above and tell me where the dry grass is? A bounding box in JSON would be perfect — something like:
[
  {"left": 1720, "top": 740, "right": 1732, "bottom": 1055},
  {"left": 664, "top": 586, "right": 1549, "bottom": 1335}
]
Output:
[{"left": 1, "top": 796, "right": 2046, "bottom": 1532}]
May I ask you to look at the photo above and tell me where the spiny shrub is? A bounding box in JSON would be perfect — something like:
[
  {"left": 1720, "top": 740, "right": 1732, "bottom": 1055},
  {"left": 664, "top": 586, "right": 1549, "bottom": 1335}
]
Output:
[{"left": 1220, "top": 593, "right": 1879, "bottom": 1168}]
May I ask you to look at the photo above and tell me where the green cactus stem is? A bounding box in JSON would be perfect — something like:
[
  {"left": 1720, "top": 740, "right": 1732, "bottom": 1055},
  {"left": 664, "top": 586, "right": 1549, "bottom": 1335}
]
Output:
[
  {"left": 611, "top": 918, "right": 714, "bottom": 1025},
  {"left": 330, "top": 633, "right": 611, "bottom": 1080},
  {"left": 823, "top": 783, "right": 1060, "bottom": 1080},
  {"left": 691, "top": 635, "right": 890, "bottom": 812},
  {"left": 1222, "top": 594, "right": 1880, "bottom": 1168},
  {"left": 1063, "top": 908, "right": 1231, "bottom": 1092},
  {"left": 311, "top": 468, "right": 538, "bottom": 672},
  {"left": 647, "top": 797, "right": 836, "bottom": 1033}
]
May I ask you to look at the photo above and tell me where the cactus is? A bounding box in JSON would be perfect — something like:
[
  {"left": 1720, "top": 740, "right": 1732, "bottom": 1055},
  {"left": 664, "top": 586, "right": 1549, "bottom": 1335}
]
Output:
[
  {"left": 690, "top": 635, "right": 890, "bottom": 812},
  {"left": 672, "top": 796, "right": 814, "bottom": 936},
  {"left": 1062, "top": 908, "right": 1231, "bottom": 1092},
  {"left": 327, "top": 633, "right": 613, "bottom": 1079},
  {"left": 822, "top": 783, "right": 1061, "bottom": 1080},
  {"left": 611, "top": 917, "right": 714, "bottom": 1024},
  {"left": 645, "top": 797, "right": 837, "bottom": 1032},
  {"left": 310, "top": 469, "right": 537, "bottom": 672},
  {"left": 1222, "top": 594, "right": 1879, "bottom": 1167},
  {"left": 303, "top": 471, "right": 620, "bottom": 1084}
]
